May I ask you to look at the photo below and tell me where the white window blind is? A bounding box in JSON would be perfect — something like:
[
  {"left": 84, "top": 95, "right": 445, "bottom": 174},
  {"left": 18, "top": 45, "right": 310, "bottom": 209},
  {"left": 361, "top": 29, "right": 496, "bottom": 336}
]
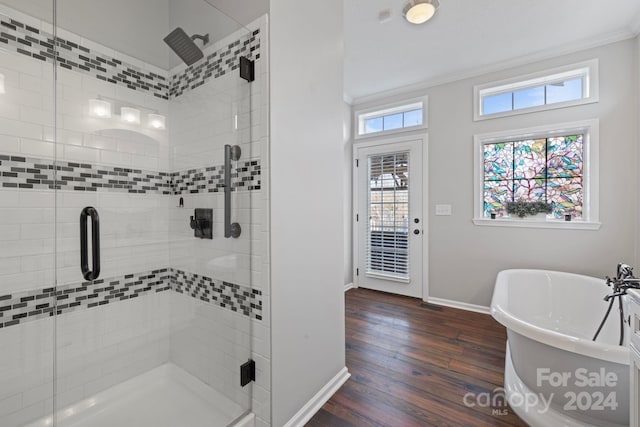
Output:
[{"left": 366, "top": 151, "right": 410, "bottom": 281}]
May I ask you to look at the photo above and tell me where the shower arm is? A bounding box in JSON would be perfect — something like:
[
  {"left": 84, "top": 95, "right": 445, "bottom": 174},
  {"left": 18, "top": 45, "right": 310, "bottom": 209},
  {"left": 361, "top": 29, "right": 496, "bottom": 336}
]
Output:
[{"left": 224, "top": 144, "right": 242, "bottom": 238}]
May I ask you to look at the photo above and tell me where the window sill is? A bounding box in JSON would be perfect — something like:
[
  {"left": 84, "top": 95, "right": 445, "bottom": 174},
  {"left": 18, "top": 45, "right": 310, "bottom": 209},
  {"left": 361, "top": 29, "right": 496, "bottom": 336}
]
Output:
[{"left": 472, "top": 218, "right": 601, "bottom": 230}]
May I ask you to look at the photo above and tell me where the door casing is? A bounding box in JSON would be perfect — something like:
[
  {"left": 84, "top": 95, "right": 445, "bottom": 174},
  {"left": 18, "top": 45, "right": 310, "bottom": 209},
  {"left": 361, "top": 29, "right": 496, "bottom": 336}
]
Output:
[{"left": 352, "top": 133, "right": 429, "bottom": 301}]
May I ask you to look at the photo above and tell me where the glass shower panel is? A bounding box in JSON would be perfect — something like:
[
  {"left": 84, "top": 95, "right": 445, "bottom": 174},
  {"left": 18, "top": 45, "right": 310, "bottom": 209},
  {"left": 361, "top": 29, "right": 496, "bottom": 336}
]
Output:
[
  {"left": 51, "top": 1, "right": 256, "bottom": 426},
  {"left": 0, "top": 1, "right": 56, "bottom": 426},
  {"left": 53, "top": 0, "right": 173, "bottom": 422},
  {"left": 167, "top": 4, "right": 255, "bottom": 422}
]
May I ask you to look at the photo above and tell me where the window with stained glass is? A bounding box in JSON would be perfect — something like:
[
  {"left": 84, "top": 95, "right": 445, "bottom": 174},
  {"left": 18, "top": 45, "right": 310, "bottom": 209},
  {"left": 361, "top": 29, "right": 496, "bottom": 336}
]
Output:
[{"left": 483, "top": 134, "right": 583, "bottom": 219}]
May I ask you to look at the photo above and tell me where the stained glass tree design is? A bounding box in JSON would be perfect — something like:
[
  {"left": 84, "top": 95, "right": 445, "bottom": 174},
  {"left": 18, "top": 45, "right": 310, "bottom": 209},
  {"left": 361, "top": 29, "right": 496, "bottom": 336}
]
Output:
[{"left": 482, "top": 134, "right": 583, "bottom": 219}]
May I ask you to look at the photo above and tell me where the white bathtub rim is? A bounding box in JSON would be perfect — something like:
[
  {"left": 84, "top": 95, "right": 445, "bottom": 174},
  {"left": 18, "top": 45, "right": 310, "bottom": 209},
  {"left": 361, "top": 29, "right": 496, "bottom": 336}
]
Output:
[
  {"left": 491, "top": 269, "right": 629, "bottom": 366},
  {"left": 504, "top": 345, "right": 625, "bottom": 427}
]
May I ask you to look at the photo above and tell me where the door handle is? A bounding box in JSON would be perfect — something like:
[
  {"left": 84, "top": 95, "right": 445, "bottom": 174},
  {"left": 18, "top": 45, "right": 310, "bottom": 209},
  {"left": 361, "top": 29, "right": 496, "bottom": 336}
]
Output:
[
  {"left": 80, "top": 206, "right": 101, "bottom": 281},
  {"left": 413, "top": 229, "right": 421, "bottom": 235}
]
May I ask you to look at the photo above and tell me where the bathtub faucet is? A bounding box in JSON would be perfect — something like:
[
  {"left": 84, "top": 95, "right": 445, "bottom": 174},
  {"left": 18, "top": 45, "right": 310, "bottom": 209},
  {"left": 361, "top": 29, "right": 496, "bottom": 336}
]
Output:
[
  {"left": 616, "top": 263, "right": 635, "bottom": 280},
  {"left": 593, "top": 263, "right": 639, "bottom": 345},
  {"left": 604, "top": 263, "right": 640, "bottom": 299}
]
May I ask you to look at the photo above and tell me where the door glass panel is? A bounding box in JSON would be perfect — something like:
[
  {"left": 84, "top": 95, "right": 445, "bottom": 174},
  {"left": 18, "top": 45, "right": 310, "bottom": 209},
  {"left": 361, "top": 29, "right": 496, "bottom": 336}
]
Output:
[
  {"left": 52, "top": 1, "right": 257, "bottom": 426},
  {"left": 0, "top": 1, "right": 56, "bottom": 426},
  {"left": 367, "top": 152, "right": 410, "bottom": 281}
]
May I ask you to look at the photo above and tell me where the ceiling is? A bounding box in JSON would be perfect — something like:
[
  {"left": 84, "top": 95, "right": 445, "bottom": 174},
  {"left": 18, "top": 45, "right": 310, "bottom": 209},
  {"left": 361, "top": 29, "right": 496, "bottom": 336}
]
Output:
[
  {"left": 5, "top": 1, "right": 640, "bottom": 97},
  {"left": 344, "top": 0, "right": 640, "bottom": 102}
]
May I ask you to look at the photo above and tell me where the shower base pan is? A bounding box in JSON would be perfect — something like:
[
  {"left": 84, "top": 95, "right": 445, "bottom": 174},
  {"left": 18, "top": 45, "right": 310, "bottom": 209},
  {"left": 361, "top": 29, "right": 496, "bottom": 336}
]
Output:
[{"left": 26, "top": 364, "right": 254, "bottom": 427}]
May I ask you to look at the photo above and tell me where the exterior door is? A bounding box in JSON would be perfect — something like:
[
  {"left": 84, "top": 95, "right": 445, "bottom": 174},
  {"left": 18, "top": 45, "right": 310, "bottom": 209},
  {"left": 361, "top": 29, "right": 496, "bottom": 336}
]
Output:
[{"left": 354, "top": 138, "right": 424, "bottom": 298}]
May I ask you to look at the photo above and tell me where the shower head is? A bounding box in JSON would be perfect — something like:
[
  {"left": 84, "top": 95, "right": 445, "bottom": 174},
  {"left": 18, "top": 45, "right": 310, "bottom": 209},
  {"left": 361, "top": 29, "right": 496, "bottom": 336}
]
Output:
[{"left": 163, "top": 27, "right": 209, "bottom": 66}]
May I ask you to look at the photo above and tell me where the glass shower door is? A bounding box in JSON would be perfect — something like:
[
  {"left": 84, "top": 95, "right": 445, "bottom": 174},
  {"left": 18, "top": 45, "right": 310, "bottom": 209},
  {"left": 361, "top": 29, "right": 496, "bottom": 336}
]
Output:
[
  {"left": 52, "top": 1, "right": 174, "bottom": 422},
  {"left": 166, "top": 5, "right": 257, "bottom": 423},
  {"left": 51, "top": 1, "right": 257, "bottom": 425},
  {"left": 0, "top": 1, "right": 57, "bottom": 426}
]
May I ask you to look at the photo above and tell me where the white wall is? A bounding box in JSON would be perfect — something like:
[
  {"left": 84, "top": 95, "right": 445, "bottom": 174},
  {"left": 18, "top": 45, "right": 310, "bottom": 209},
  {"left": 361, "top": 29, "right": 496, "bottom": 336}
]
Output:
[
  {"left": 269, "top": 0, "right": 346, "bottom": 425},
  {"left": 353, "top": 38, "right": 638, "bottom": 308}
]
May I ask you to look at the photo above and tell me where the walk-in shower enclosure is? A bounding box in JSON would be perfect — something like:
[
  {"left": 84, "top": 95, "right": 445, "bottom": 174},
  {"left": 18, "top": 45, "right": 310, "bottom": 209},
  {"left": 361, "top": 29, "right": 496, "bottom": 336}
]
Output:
[{"left": 0, "top": 1, "right": 267, "bottom": 425}]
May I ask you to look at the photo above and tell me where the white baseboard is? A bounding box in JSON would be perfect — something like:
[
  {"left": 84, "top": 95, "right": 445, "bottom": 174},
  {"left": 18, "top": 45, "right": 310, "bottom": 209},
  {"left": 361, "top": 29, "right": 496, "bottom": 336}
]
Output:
[
  {"left": 344, "top": 282, "right": 354, "bottom": 292},
  {"left": 283, "top": 367, "right": 351, "bottom": 427},
  {"left": 426, "top": 297, "right": 491, "bottom": 314}
]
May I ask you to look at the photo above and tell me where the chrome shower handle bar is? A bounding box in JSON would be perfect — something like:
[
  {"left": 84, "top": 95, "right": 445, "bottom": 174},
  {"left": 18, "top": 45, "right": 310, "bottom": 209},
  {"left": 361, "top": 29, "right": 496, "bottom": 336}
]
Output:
[
  {"left": 224, "top": 144, "right": 242, "bottom": 239},
  {"left": 80, "top": 206, "right": 101, "bottom": 281}
]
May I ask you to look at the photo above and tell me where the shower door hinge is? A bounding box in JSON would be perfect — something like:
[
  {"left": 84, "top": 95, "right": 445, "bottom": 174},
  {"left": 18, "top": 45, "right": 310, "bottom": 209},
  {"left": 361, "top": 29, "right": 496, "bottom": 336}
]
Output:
[
  {"left": 240, "top": 359, "right": 256, "bottom": 387},
  {"left": 239, "top": 56, "right": 255, "bottom": 82},
  {"left": 356, "top": 159, "right": 359, "bottom": 167},
  {"left": 356, "top": 213, "right": 359, "bottom": 222},
  {"left": 356, "top": 268, "right": 359, "bottom": 276}
]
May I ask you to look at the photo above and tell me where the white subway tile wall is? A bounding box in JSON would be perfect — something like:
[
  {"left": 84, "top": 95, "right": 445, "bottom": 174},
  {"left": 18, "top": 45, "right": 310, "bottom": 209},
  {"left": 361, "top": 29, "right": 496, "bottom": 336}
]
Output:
[{"left": 0, "top": 3, "right": 270, "bottom": 426}]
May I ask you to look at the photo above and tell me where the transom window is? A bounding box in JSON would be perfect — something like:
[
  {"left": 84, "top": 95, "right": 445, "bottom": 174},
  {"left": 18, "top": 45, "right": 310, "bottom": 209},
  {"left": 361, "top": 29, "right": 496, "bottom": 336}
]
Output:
[
  {"left": 482, "top": 78, "right": 583, "bottom": 115},
  {"left": 474, "top": 60, "right": 598, "bottom": 121},
  {"left": 363, "top": 108, "right": 423, "bottom": 135},
  {"left": 355, "top": 97, "right": 428, "bottom": 138}
]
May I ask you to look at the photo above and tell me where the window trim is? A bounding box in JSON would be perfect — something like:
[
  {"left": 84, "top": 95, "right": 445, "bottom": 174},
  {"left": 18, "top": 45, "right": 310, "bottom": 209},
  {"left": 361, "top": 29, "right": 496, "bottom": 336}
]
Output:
[
  {"left": 354, "top": 96, "right": 428, "bottom": 140},
  {"left": 473, "top": 59, "right": 599, "bottom": 121},
  {"left": 472, "top": 119, "right": 600, "bottom": 230}
]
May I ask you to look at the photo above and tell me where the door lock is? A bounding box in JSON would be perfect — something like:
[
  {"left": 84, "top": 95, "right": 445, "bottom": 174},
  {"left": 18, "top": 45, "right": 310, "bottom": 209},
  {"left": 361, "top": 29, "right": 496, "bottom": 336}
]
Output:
[{"left": 413, "top": 229, "right": 421, "bottom": 235}]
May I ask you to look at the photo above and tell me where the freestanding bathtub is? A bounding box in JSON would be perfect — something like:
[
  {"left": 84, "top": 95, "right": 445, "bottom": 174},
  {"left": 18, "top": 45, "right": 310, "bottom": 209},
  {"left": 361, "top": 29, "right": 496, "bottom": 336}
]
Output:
[{"left": 491, "top": 269, "right": 630, "bottom": 427}]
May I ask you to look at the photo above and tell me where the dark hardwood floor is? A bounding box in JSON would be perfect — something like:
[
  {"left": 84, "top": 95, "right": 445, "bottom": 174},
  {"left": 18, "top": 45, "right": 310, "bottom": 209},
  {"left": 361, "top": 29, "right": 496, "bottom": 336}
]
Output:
[{"left": 306, "top": 288, "right": 527, "bottom": 427}]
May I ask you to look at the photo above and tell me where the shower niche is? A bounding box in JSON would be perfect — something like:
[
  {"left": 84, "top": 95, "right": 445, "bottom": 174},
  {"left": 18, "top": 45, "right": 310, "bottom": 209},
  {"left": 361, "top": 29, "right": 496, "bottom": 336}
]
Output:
[{"left": 0, "top": 0, "right": 267, "bottom": 426}]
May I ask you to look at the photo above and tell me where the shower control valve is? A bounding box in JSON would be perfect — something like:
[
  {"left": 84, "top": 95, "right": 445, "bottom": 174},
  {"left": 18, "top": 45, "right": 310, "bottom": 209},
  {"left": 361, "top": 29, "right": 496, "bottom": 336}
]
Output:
[{"left": 190, "top": 209, "right": 213, "bottom": 239}]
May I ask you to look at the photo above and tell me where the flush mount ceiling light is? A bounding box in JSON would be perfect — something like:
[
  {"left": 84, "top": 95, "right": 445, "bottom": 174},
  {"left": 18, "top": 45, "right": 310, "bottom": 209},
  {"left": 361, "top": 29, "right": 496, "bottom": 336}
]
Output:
[{"left": 403, "top": 0, "right": 440, "bottom": 25}]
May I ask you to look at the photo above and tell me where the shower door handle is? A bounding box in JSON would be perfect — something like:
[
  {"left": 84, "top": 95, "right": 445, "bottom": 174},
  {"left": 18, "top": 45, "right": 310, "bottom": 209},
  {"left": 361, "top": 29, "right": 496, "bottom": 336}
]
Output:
[
  {"left": 80, "top": 206, "right": 101, "bottom": 281},
  {"left": 224, "top": 144, "right": 242, "bottom": 238}
]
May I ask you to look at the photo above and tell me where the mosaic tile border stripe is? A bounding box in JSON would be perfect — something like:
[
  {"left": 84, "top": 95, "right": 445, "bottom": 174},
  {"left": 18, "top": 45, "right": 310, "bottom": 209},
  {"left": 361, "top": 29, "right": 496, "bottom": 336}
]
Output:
[
  {"left": 0, "top": 154, "right": 261, "bottom": 195},
  {"left": 170, "top": 160, "right": 261, "bottom": 194},
  {"left": 0, "top": 268, "right": 172, "bottom": 329},
  {"left": 171, "top": 268, "right": 262, "bottom": 320},
  {"left": 0, "top": 13, "right": 170, "bottom": 99},
  {"left": 0, "top": 10, "right": 260, "bottom": 100},
  {"left": 0, "top": 268, "right": 263, "bottom": 329},
  {"left": 169, "top": 30, "right": 261, "bottom": 98}
]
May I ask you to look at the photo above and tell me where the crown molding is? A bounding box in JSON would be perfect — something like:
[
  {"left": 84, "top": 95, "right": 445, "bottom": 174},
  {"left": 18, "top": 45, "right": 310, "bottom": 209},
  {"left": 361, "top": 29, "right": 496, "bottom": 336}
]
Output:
[{"left": 350, "top": 29, "right": 636, "bottom": 106}]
